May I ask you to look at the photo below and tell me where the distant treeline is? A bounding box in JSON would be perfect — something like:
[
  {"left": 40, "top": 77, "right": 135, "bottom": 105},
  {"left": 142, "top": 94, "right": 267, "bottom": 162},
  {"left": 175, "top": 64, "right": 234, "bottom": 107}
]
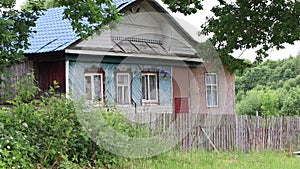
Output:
[{"left": 235, "top": 55, "right": 300, "bottom": 116}]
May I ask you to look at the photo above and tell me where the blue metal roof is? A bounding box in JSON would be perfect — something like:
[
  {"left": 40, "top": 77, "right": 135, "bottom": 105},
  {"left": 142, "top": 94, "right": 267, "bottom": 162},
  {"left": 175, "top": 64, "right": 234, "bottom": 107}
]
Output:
[{"left": 25, "top": 0, "right": 136, "bottom": 54}]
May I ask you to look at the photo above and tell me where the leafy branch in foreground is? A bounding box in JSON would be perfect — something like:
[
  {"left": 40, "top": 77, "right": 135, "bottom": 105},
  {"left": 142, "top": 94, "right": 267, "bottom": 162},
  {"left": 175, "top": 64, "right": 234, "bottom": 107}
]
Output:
[
  {"left": 0, "top": 1, "right": 41, "bottom": 83},
  {"left": 201, "top": 0, "right": 300, "bottom": 68},
  {"left": 163, "top": 0, "right": 299, "bottom": 71}
]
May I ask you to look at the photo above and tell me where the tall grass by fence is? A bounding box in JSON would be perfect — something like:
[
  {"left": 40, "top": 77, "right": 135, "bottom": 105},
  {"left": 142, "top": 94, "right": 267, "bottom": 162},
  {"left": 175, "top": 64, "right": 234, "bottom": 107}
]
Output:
[{"left": 123, "top": 113, "right": 300, "bottom": 152}]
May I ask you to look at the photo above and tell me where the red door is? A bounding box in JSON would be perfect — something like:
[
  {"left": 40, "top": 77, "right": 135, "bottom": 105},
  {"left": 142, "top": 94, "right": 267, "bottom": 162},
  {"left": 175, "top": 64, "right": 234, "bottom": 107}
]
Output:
[{"left": 175, "top": 97, "right": 189, "bottom": 114}]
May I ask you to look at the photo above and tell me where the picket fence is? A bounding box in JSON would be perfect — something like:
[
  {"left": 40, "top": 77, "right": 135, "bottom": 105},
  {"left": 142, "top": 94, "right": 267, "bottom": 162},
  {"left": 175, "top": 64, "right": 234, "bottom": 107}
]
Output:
[{"left": 123, "top": 113, "right": 300, "bottom": 152}]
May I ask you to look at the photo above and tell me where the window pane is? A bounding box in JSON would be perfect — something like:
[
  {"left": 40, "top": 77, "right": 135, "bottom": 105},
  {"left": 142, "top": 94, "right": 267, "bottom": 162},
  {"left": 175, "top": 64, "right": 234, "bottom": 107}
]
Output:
[
  {"left": 212, "top": 89, "right": 217, "bottom": 106},
  {"left": 211, "top": 75, "right": 217, "bottom": 84},
  {"left": 118, "top": 74, "right": 129, "bottom": 85},
  {"left": 206, "top": 89, "right": 211, "bottom": 106},
  {"left": 94, "top": 75, "right": 102, "bottom": 100},
  {"left": 124, "top": 86, "right": 129, "bottom": 104},
  {"left": 117, "top": 86, "right": 122, "bottom": 103},
  {"left": 206, "top": 86, "right": 217, "bottom": 106},
  {"left": 206, "top": 74, "right": 217, "bottom": 84},
  {"left": 149, "top": 75, "right": 157, "bottom": 100},
  {"left": 205, "top": 74, "right": 211, "bottom": 84},
  {"left": 124, "top": 75, "right": 129, "bottom": 84},
  {"left": 85, "top": 76, "right": 92, "bottom": 99}
]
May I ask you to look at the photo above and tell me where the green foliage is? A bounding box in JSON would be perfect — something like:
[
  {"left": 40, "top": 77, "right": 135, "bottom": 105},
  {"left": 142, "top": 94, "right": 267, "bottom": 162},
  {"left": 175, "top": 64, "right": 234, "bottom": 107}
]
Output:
[
  {"left": 12, "top": 72, "right": 40, "bottom": 103},
  {"left": 162, "top": 0, "right": 203, "bottom": 15},
  {"left": 163, "top": 0, "right": 300, "bottom": 71},
  {"left": 22, "top": 0, "right": 60, "bottom": 10},
  {"left": 236, "top": 55, "right": 300, "bottom": 116},
  {"left": 281, "top": 87, "right": 300, "bottom": 116},
  {"left": 201, "top": 0, "right": 300, "bottom": 67},
  {"left": 59, "top": 0, "right": 120, "bottom": 39},
  {"left": 236, "top": 55, "right": 300, "bottom": 94},
  {"left": 0, "top": 1, "right": 41, "bottom": 84},
  {"left": 22, "top": 0, "right": 120, "bottom": 38},
  {"left": 0, "top": 73, "right": 145, "bottom": 168},
  {"left": 259, "top": 89, "right": 280, "bottom": 116},
  {"left": 236, "top": 89, "right": 262, "bottom": 116}
]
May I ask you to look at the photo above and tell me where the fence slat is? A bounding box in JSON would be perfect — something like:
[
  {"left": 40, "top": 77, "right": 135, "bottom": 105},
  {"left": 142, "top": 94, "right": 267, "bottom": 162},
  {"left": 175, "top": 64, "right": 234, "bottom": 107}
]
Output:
[{"left": 122, "top": 112, "right": 300, "bottom": 152}]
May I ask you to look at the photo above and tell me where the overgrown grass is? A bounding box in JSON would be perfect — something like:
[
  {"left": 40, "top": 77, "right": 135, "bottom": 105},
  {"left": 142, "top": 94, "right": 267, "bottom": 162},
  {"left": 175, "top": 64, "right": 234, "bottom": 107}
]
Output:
[{"left": 127, "top": 150, "right": 299, "bottom": 169}]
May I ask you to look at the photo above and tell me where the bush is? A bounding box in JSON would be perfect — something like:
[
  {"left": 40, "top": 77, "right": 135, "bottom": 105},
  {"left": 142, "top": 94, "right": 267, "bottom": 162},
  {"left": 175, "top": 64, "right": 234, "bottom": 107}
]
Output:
[{"left": 0, "top": 73, "right": 144, "bottom": 168}]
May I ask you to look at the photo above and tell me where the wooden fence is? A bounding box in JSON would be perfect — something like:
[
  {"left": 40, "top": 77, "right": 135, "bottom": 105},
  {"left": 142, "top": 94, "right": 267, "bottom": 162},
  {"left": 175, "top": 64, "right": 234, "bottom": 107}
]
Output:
[
  {"left": 0, "top": 61, "right": 33, "bottom": 102},
  {"left": 123, "top": 113, "right": 300, "bottom": 152}
]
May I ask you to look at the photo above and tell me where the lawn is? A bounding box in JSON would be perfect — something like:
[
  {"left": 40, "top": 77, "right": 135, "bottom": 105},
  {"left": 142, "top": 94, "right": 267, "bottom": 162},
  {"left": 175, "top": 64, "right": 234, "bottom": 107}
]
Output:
[{"left": 126, "top": 150, "right": 299, "bottom": 169}]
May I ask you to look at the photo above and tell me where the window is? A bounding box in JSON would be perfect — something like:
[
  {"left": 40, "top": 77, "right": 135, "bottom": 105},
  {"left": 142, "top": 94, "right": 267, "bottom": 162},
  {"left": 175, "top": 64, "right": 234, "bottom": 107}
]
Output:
[
  {"left": 116, "top": 73, "right": 130, "bottom": 104},
  {"left": 85, "top": 73, "right": 104, "bottom": 101},
  {"left": 205, "top": 73, "right": 218, "bottom": 107},
  {"left": 141, "top": 72, "right": 158, "bottom": 103}
]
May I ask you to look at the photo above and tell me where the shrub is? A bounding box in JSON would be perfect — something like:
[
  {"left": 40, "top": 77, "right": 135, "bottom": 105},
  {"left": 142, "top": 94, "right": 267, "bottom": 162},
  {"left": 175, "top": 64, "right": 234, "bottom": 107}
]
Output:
[{"left": 0, "top": 73, "right": 145, "bottom": 168}]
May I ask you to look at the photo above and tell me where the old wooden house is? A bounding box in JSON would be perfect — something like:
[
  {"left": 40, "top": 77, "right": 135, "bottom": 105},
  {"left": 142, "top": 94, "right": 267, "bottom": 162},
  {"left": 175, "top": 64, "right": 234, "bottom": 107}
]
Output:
[{"left": 22, "top": 0, "right": 235, "bottom": 114}]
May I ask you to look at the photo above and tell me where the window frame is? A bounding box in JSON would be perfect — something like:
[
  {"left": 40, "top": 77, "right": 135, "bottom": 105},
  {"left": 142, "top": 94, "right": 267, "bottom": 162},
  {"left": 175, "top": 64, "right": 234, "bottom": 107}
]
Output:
[
  {"left": 84, "top": 72, "right": 104, "bottom": 102},
  {"left": 141, "top": 72, "right": 159, "bottom": 104},
  {"left": 205, "top": 73, "right": 218, "bottom": 107},
  {"left": 116, "top": 72, "right": 131, "bottom": 105}
]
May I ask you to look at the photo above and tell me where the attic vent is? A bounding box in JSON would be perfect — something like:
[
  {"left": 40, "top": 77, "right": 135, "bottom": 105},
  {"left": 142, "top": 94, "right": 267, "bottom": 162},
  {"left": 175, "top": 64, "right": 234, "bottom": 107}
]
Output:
[
  {"left": 127, "top": 6, "right": 142, "bottom": 14},
  {"left": 111, "top": 36, "right": 162, "bottom": 45}
]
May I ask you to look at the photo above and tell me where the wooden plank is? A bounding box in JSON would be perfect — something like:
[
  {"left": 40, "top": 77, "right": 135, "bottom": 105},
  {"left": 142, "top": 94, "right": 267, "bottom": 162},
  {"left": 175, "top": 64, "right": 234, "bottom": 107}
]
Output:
[{"left": 118, "top": 113, "right": 300, "bottom": 152}]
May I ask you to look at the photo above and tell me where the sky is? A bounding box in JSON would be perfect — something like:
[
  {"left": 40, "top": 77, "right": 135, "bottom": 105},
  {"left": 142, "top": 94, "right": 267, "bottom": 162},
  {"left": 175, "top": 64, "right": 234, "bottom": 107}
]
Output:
[{"left": 14, "top": 0, "right": 299, "bottom": 61}]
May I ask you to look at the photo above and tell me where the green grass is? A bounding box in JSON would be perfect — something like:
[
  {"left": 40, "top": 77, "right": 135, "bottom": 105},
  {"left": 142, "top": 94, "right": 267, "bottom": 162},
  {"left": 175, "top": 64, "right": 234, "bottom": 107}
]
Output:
[{"left": 125, "top": 150, "right": 299, "bottom": 169}]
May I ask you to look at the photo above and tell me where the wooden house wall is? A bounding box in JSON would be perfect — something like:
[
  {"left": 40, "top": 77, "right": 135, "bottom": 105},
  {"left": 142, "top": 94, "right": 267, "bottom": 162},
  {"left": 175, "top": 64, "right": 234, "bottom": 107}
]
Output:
[
  {"left": 36, "top": 61, "right": 65, "bottom": 93},
  {"left": 68, "top": 58, "right": 172, "bottom": 113},
  {"left": 29, "top": 52, "right": 66, "bottom": 93},
  {"left": 190, "top": 64, "right": 236, "bottom": 114}
]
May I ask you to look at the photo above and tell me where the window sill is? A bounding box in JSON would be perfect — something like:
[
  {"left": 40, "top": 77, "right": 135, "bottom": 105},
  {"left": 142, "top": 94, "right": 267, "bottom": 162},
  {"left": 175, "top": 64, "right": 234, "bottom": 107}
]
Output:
[
  {"left": 142, "top": 101, "right": 160, "bottom": 105},
  {"left": 207, "top": 105, "right": 219, "bottom": 108}
]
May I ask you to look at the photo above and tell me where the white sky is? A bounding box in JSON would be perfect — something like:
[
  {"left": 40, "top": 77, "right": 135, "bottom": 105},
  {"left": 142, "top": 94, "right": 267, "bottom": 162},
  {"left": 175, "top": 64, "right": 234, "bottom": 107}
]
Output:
[
  {"left": 14, "top": 0, "right": 300, "bottom": 61},
  {"left": 14, "top": 0, "right": 25, "bottom": 10}
]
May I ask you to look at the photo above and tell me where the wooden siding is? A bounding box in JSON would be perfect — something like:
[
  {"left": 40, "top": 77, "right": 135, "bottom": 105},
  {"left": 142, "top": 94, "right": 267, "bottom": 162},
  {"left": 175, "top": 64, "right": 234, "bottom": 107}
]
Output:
[
  {"left": 190, "top": 63, "right": 236, "bottom": 114},
  {"left": 37, "top": 61, "right": 65, "bottom": 93},
  {"left": 68, "top": 0, "right": 197, "bottom": 57},
  {"left": 68, "top": 59, "right": 172, "bottom": 112},
  {"left": 29, "top": 52, "right": 66, "bottom": 93},
  {"left": 171, "top": 65, "right": 235, "bottom": 115}
]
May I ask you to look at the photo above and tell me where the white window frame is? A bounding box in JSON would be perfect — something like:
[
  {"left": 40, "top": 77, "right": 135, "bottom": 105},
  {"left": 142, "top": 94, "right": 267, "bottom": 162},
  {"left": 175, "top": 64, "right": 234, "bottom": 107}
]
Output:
[
  {"left": 116, "top": 72, "right": 131, "bottom": 105},
  {"left": 141, "top": 72, "right": 159, "bottom": 104},
  {"left": 205, "top": 73, "right": 218, "bottom": 107},
  {"left": 84, "top": 73, "right": 104, "bottom": 102}
]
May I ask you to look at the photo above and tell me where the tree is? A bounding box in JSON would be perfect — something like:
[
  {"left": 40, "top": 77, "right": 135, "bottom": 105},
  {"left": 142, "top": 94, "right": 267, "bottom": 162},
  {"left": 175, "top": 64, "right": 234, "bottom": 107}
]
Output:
[
  {"left": 236, "top": 89, "right": 262, "bottom": 115},
  {"left": 21, "top": 0, "right": 120, "bottom": 38},
  {"left": 22, "top": 0, "right": 60, "bottom": 10},
  {"left": 0, "top": 1, "right": 40, "bottom": 84},
  {"left": 236, "top": 56, "right": 300, "bottom": 116},
  {"left": 281, "top": 86, "right": 300, "bottom": 116},
  {"left": 163, "top": 0, "right": 300, "bottom": 71},
  {"left": 235, "top": 55, "right": 300, "bottom": 94}
]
